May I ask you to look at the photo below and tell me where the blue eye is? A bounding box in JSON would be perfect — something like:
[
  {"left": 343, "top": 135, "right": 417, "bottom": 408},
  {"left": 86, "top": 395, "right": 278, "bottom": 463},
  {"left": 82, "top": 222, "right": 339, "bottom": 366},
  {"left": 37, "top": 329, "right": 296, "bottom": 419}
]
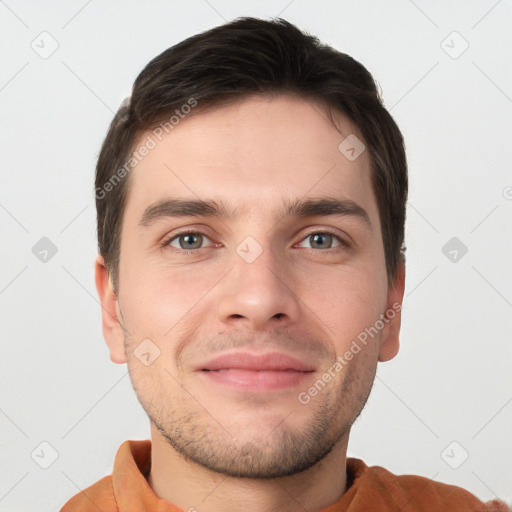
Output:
[
  {"left": 167, "top": 232, "right": 211, "bottom": 251},
  {"left": 298, "top": 232, "right": 344, "bottom": 250},
  {"left": 160, "top": 229, "right": 348, "bottom": 254}
]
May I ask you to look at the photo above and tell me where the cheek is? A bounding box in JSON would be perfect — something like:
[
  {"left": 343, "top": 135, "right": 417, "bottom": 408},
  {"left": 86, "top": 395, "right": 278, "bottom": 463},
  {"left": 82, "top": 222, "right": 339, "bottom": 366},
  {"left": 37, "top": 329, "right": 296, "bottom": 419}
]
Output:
[
  {"left": 303, "top": 265, "right": 387, "bottom": 350},
  {"left": 121, "top": 261, "right": 220, "bottom": 342}
]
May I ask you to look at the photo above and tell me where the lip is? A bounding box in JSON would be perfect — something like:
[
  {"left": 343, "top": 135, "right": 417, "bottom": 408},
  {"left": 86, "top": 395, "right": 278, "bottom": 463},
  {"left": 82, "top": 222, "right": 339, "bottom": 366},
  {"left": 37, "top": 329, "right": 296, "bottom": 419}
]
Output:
[
  {"left": 196, "top": 352, "right": 315, "bottom": 392},
  {"left": 197, "top": 351, "right": 315, "bottom": 372}
]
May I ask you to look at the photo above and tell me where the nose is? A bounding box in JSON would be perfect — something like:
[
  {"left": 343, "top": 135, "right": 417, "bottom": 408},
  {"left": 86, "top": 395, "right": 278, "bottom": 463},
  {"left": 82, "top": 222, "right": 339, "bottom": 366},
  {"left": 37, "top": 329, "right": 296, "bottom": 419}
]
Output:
[{"left": 216, "top": 242, "right": 301, "bottom": 331}]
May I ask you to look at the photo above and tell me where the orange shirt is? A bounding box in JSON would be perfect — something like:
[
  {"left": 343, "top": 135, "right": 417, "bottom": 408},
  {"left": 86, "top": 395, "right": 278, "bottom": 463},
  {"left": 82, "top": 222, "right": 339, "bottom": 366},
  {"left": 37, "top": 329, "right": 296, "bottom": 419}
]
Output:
[{"left": 60, "top": 440, "right": 509, "bottom": 511}]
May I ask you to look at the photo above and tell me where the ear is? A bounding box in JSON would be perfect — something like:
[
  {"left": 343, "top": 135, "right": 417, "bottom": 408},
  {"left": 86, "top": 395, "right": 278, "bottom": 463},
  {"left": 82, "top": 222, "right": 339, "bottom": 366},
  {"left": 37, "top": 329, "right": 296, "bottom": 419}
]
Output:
[
  {"left": 378, "top": 261, "right": 405, "bottom": 362},
  {"left": 94, "top": 254, "right": 127, "bottom": 364}
]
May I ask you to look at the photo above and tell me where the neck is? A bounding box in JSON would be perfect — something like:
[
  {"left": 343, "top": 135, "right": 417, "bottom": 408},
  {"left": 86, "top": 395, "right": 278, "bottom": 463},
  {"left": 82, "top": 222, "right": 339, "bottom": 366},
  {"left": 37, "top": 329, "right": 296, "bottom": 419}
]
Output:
[{"left": 147, "top": 424, "right": 349, "bottom": 512}]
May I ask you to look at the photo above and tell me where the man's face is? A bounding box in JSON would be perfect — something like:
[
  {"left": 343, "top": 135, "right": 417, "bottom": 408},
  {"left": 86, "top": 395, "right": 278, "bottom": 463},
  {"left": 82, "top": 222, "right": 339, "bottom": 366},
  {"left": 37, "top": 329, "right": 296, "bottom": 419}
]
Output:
[{"left": 101, "top": 94, "right": 404, "bottom": 478}]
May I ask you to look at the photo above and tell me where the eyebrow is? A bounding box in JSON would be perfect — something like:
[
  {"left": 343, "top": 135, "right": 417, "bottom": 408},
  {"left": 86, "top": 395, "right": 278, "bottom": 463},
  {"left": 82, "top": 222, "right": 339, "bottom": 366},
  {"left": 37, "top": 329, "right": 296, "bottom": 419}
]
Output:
[{"left": 138, "top": 196, "right": 372, "bottom": 231}]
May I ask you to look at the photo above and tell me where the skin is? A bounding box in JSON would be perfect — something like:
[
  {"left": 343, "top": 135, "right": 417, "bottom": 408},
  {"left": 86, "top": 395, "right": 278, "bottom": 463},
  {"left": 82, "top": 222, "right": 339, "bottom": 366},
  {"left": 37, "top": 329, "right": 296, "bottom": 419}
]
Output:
[{"left": 95, "top": 94, "right": 405, "bottom": 512}]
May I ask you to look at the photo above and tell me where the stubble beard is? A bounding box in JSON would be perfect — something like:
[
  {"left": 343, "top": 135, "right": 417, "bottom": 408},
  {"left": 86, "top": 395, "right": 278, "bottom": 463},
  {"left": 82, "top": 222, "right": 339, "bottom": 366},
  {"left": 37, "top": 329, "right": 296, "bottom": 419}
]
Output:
[{"left": 129, "top": 355, "right": 376, "bottom": 479}]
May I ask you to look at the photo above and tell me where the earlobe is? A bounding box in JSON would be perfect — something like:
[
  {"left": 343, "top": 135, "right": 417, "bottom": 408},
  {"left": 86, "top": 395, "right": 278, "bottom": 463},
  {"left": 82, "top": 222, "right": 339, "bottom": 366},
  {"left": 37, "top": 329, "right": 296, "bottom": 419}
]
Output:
[
  {"left": 94, "top": 254, "right": 127, "bottom": 364},
  {"left": 378, "top": 261, "right": 406, "bottom": 362}
]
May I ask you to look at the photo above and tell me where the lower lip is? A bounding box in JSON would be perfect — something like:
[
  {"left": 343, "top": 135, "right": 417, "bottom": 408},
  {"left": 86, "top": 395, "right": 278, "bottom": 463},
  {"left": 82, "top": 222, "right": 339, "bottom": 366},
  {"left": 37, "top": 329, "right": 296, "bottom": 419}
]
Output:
[{"left": 200, "top": 369, "right": 312, "bottom": 391}]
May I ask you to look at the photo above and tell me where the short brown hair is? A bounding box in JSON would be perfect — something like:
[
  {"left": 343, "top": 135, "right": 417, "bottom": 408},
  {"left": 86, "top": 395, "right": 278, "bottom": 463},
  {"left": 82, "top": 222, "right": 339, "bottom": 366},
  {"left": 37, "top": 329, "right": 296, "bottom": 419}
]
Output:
[{"left": 95, "top": 17, "right": 407, "bottom": 294}]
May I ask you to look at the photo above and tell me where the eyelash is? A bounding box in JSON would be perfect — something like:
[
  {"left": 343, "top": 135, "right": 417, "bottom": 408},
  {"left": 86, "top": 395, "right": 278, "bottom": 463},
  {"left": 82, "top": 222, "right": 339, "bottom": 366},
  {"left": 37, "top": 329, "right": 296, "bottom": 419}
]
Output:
[{"left": 159, "top": 229, "right": 350, "bottom": 255}]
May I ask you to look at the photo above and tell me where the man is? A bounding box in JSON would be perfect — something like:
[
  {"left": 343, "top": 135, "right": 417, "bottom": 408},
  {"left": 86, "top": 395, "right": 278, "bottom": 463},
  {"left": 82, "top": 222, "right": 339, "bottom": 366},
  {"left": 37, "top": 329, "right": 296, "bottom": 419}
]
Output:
[{"left": 61, "top": 17, "right": 509, "bottom": 512}]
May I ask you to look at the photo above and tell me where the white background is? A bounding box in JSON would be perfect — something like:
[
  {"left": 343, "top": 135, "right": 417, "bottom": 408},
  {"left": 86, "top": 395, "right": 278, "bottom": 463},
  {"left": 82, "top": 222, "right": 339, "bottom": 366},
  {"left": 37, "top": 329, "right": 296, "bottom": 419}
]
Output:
[{"left": 1, "top": 1, "right": 511, "bottom": 510}]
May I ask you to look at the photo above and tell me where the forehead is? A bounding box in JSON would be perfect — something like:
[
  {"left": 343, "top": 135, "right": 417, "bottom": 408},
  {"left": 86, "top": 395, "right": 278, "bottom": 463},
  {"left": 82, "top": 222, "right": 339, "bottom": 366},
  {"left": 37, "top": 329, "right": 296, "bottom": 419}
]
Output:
[{"left": 123, "top": 94, "right": 378, "bottom": 227}]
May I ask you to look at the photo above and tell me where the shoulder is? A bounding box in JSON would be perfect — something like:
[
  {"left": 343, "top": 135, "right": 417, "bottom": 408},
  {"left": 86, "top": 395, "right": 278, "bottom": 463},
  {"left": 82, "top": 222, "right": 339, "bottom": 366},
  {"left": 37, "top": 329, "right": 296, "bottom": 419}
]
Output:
[
  {"left": 347, "top": 458, "right": 510, "bottom": 511},
  {"left": 60, "top": 475, "right": 118, "bottom": 512}
]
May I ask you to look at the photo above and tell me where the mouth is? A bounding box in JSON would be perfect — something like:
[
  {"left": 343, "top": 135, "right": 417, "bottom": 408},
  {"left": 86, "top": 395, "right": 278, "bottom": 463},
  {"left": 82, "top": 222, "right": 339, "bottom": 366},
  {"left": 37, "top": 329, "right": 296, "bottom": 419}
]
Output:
[{"left": 197, "top": 351, "right": 315, "bottom": 391}]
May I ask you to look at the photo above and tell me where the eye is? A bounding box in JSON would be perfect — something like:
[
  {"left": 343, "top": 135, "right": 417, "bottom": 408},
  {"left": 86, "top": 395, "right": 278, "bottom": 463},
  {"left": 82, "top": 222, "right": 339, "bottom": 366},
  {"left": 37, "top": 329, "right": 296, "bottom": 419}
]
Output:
[
  {"left": 163, "top": 231, "right": 214, "bottom": 252},
  {"left": 297, "top": 231, "right": 345, "bottom": 250}
]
